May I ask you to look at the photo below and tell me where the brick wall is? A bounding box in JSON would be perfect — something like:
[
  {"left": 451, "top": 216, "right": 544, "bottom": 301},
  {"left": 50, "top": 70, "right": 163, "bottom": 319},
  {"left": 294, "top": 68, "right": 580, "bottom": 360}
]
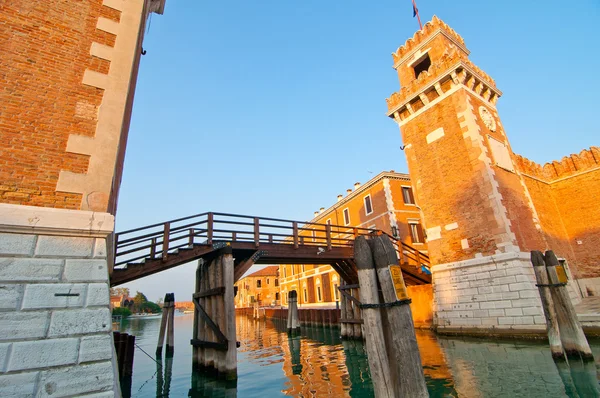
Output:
[
  {"left": 0, "top": 232, "right": 118, "bottom": 396},
  {"left": 0, "top": 1, "right": 117, "bottom": 209},
  {"left": 515, "top": 148, "right": 600, "bottom": 280}
]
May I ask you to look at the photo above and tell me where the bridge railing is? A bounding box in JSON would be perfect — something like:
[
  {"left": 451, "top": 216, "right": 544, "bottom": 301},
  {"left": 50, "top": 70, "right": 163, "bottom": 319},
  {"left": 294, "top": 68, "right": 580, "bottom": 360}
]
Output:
[
  {"left": 114, "top": 212, "right": 377, "bottom": 268},
  {"left": 382, "top": 232, "right": 431, "bottom": 271}
]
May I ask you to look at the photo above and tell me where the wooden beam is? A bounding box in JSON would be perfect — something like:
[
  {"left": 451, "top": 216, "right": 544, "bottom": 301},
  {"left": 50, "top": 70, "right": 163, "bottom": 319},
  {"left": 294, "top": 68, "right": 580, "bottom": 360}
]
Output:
[
  {"left": 193, "top": 287, "right": 225, "bottom": 299},
  {"left": 192, "top": 298, "right": 228, "bottom": 344}
]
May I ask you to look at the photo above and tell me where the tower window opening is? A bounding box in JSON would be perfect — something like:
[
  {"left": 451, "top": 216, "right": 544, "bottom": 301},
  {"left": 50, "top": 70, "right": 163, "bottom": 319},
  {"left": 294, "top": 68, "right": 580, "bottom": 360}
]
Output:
[{"left": 413, "top": 54, "right": 431, "bottom": 78}]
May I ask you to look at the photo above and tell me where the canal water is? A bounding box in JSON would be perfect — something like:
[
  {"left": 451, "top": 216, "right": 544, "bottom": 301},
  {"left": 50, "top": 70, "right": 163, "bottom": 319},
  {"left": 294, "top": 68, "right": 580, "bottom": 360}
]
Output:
[{"left": 116, "top": 313, "right": 600, "bottom": 397}]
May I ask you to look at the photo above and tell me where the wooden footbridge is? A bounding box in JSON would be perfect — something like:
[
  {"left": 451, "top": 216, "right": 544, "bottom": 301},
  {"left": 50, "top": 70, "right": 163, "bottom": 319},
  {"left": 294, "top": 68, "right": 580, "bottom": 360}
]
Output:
[{"left": 110, "top": 212, "right": 431, "bottom": 287}]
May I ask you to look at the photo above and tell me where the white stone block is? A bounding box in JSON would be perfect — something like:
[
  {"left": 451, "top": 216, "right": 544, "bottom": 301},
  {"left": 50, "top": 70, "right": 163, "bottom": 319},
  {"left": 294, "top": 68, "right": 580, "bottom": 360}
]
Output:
[
  {"left": 505, "top": 308, "right": 523, "bottom": 316},
  {"left": 37, "top": 361, "right": 115, "bottom": 397},
  {"left": 22, "top": 284, "right": 86, "bottom": 309},
  {"left": 0, "top": 371, "right": 39, "bottom": 396},
  {"left": 48, "top": 308, "right": 111, "bottom": 336},
  {"left": 86, "top": 283, "right": 109, "bottom": 306},
  {"left": 502, "top": 292, "right": 520, "bottom": 300},
  {"left": 0, "top": 284, "right": 23, "bottom": 310},
  {"left": 82, "top": 392, "right": 115, "bottom": 398},
  {"left": 490, "top": 269, "right": 506, "bottom": 278},
  {"left": 452, "top": 303, "right": 478, "bottom": 311},
  {"left": 0, "top": 311, "right": 49, "bottom": 341},
  {"left": 63, "top": 259, "right": 108, "bottom": 282},
  {"left": 511, "top": 298, "right": 540, "bottom": 308},
  {"left": 481, "top": 317, "right": 498, "bottom": 325},
  {"left": 35, "top": 236, "right": 94, "bottom": 258},
  {"left": 495, "top": 276, "right": 517, "bottom": 285},
  {"left": 498, "top": 317, "right": 514, "bottom": 325},
  {"left": 480, "top": 302, "right": 496, "bottom": 310},
  {"left": 0, "top": 258, "right": 62, "bottom": 281},
  {"left": 513, "top": 316, "right": 534, "bottom": 325},
  {"left": 505, "top": 267, "right": 526, "bottom": 276},
  {"left": 473, "top": 309, "right": 489, "bottom": 317},
  {"left": 509, "top": 282, "right": 535, "bottom": 292},
  {"left": 478, "top": 286, "right": 493, "bottom": 294},
  {"left": 426, "top": 127, "right": 445, "bottom": 144},
  {"left": 486, "top": 293, "right": 503, "bottom": 301},
  {"left": 494, "top": 301, "right": 512, "bottom": 309},
  {"left": 79, "top": 334, "right": 113, "bottom": 363},
  {"left": 488, "top": 309, "right": 505, "bottom": 317},
  {"left": 93, "top": 238, "right": 107, "bottom": 258},
  {"left": 515, "top": 274, "right": 533, "bottom": 283},
  {"left": 8, "top": 338, "right": 79, "bottom": 371},
  {"left": 523, "top": 306, "right": 543, "bottom": 316},
  {"left": 0, "top": 233, "right": 36, "bottom": 255},
  {"left": 534, "top": 315, "right": 546, "bottom": 324},
  {"left": 0, "top": 343, "right": 10, "bottom": 372},
  {"left": 519, "top": 290, "right": 539, "bottom": 299},
  {"left": 458, "top": 288, "right": 478, "bottom": 296},
  {"left": 492, "top": 285, "right": 510, "bottom": 293}
]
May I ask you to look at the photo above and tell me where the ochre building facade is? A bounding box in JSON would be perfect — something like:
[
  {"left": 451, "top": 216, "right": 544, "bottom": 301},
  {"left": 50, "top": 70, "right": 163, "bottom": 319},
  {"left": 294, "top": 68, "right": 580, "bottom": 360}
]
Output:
[
  {"left": 234, "top": 266, "right": 281, "bottom": 308},
  {"left": 278, "top": 171, "right": 429, "bottom": 311}
]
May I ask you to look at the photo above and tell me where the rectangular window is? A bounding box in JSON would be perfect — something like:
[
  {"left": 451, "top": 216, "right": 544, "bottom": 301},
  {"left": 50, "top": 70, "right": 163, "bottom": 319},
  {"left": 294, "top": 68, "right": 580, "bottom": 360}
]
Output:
[
  {"left": 343, "top": 208, "right": 350, "bottom": 225},
  {"left": 283, "top": 267, "right": 287, "bottom": 278},
  {"left": 402, "top": 187, "right": 415, "bottom": 205},
  {"left": 275, "top": 278, "right": 279, "bottom": 287},
  {"left": 409, "top": 222, "right": 425, "bottom": 244},
  {"left": 257, "top": 280, "right": 262, "bottom": 288},
  {"left": 334, "top": 284, "right": 339, "bottom": 300},
  {"left": 312, "top": 229, "right": 316, "bottom": 242},
  {"left": 266, "top": 278, "right": 270, "bottom": 285},
  {"left": 317, "top": 286, "right": 322, "bottom": 302},
  {"left": 364, "top": 195, "right": 373, "bottom": 215},
  {"left": 303, "top": 289, "right": 308, "bottom": 303}
]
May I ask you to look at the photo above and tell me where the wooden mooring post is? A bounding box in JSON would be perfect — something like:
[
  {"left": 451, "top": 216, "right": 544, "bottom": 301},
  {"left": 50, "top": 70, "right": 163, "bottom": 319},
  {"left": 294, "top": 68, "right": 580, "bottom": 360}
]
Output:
[
  {"left": 354, "top": 235, "right": 428, "bottom": 398},
  {"left": 287, "top": 290, "right": 300, "bottom": 334},
  {"left": 156, "top": 293, "right": 175, "bottom": 356},
  {"left": 338, "top": 282, "right": 363, "bottom": 339},
  {"left": 190, "top": 248, "right": 237, "bottom": 380},
  {"left": 113, "top": 331, "right": 135, "bottom": 378}
]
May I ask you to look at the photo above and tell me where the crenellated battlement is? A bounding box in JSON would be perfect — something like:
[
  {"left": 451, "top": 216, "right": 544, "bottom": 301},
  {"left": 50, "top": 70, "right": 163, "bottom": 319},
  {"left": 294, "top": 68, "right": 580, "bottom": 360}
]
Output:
[
  {"left": 514, "top": 147, "right": 600, "bottom": 182},
  {"left": 392, "top": 15, "right": 466, "bottom": 65}
]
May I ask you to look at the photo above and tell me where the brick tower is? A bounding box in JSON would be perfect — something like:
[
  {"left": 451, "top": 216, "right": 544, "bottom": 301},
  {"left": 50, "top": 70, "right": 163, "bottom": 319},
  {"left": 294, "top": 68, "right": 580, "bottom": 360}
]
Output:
[{"left": 386, "top": 16, "right": 556, "bottom": 335}]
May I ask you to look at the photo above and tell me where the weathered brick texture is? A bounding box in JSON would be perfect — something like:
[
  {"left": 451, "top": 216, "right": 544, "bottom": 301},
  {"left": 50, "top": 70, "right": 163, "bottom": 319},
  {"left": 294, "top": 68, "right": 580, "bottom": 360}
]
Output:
[{"left": 0, "top": 1, "right": 121, "bottom": 209}]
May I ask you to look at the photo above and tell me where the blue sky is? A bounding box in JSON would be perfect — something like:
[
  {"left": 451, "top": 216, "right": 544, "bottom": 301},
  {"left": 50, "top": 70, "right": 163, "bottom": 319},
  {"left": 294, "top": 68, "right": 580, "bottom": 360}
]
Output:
[{"left": 116, "top": 0, "right": 599, "bottom": 300}]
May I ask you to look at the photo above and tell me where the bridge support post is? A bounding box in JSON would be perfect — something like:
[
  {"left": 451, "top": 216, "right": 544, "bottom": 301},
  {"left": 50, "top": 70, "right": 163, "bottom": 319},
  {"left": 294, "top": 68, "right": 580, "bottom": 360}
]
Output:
[
  {"left": 157, "top": 293, "right": 175, "bottom": 356},
  {"left": 190, "top": 248, "right": 237, "bottom": 380}
]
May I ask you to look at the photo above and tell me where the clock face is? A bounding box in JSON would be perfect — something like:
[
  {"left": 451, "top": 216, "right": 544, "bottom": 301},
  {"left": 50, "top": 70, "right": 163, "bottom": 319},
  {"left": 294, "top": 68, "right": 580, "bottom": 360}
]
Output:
[{"left": 479, "top": 106, "right": 496, "bottom": 132}]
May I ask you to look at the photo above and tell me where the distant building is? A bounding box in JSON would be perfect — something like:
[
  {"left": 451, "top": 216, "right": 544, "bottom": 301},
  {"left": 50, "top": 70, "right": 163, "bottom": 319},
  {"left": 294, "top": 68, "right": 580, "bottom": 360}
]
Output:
[
  {"left": 234, "top": 266, "right": 281, "bottom": 308},
  {"left": 278, "top": 171, "right": 428, "bottom": 308}
]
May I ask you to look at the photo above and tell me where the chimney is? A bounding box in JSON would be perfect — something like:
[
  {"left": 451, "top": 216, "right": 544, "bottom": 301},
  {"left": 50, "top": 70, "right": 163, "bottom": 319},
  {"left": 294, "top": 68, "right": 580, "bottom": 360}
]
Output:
[
  {"left": 319, "top": 207, "right": 325, "bottom": 214},
  {"left": 337, "top": 194, "right": 343, "bottom": 202},
  {"left": 346, "top": 189, "right": 352, "bottom": 195},
  {"left": 314, "top": 211, "right": 319, "bottom": 217},
  {"left": 354, "top": 182, "right": 361, "bottom": 190}
]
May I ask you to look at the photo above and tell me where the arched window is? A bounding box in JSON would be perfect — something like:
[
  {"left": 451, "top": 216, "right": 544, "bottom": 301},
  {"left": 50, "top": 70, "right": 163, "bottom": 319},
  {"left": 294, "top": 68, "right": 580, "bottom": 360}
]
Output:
[{"left": 316, "top": 278, "right": 322, "bottom": 302}]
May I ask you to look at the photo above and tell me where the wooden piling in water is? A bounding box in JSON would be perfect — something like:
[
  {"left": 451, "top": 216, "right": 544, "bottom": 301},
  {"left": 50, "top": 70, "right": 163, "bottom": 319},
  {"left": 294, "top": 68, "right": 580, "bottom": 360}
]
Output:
[
  {"left": 157, "top": 293, "right": 175, "bottom": 356},
  {"left": 190, "top": 249, "right": 237, "bottom": 379},
  {"left": 339, "top": 281, "right": 347, "bottom": 337},
  {"left": 370, "top": 235, "right": 428, "bottom": 398},
  {"left": 544, "top": 250, "right": 594, "bottom": 361},
  {"left": 351, "top": 287, "right": 362, "bottom": 339},
  {"left": 354, "top": 236, "right": 393, "bottom": 398},
  {"left": 531, "top": 251, "right": 565, "bottom": 360},
  {"left": 287, "top": 290, "right": 300, "bottom": 333}
]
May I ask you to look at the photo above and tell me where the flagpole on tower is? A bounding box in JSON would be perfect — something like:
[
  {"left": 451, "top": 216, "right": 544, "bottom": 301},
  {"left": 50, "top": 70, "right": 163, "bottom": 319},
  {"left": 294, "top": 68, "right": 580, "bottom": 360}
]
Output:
[{"left": 411, "top": 0, "right": 423, "bottom": 30}]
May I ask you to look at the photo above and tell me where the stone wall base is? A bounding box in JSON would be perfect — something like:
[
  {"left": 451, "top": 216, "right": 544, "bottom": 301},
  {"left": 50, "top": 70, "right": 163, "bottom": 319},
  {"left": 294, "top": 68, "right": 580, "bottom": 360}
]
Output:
[
  {"left": 432, "top": 252, "right": 553, "bottom": 336},
  {"left": 0, "top": 205, "right": 119, "bottom": 397}
]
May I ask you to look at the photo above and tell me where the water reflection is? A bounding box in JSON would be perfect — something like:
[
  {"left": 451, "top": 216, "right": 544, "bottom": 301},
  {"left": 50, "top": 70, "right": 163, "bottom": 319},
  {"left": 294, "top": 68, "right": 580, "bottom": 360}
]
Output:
[{"left": 116, "top": 313, "right": 600, "bottom": 397}]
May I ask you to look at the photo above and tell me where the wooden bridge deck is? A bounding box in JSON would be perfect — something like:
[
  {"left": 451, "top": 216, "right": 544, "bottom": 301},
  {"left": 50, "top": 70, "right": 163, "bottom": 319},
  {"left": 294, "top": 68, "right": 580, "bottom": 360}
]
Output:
[{"left": 110, "top": 212, "right": 431, "bottom": 287}]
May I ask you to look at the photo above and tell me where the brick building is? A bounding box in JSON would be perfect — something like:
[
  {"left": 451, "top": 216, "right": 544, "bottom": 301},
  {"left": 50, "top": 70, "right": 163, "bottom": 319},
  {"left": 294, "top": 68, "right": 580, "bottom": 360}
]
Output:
[
  {"left": 278, "top": 171, "right": 431, "bottom": 320},
  {"left": 234, "top": 266, "right": 281, "bottom": 308},
  {"left": 0, "top": 1, "right": 165, "bottom": 396},
  {"left": 386, "top": 16, "right": 597, "bottom": 334}
]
